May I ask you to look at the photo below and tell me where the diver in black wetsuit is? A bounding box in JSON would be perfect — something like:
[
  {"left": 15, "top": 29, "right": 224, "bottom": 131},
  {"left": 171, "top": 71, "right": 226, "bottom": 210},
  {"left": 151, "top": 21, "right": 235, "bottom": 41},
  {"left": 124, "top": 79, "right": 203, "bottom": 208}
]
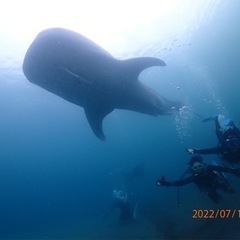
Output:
[
  {"left": 157, "top": 155, "right": 240, "bottom": 204},
  {"left": 103, "top": 190, "right": 135, "bottom": 223},
  {"left": 187, "top": 115, "right": 240, "bottom": 165}
]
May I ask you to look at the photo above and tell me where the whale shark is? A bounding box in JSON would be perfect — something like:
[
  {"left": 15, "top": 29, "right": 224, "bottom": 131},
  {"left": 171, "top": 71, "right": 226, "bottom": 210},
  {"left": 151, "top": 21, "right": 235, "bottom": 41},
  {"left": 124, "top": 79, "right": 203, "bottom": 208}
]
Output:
[{"left": 23, "top": 28, "right": 181, "bottom": 140}]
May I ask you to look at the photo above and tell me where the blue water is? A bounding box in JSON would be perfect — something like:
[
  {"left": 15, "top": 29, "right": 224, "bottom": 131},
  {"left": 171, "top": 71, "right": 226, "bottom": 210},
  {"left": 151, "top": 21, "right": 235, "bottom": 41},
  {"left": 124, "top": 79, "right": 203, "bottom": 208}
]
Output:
[{"left": 1, "top": 1, "right": 240, "bottom": 239}]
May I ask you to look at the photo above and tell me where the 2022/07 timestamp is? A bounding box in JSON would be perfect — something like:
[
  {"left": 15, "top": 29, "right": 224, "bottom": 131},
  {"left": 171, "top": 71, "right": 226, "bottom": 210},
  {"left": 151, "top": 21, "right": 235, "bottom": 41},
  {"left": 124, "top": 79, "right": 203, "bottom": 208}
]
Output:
[{"left": 192, "top": 209, "right": 240, "bottom": 219}]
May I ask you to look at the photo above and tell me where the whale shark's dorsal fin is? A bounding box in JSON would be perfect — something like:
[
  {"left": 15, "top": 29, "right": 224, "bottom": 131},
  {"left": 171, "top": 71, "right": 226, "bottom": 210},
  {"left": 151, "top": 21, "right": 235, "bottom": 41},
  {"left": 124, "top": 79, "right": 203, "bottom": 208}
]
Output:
[{"left": 120, "top": 57, "right": 166, "bottom": 81}]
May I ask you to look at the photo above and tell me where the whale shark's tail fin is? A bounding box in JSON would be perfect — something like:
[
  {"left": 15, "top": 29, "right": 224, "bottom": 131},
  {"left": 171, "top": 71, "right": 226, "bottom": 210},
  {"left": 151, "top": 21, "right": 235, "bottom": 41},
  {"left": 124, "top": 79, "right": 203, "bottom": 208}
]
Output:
[{"left": 119, "top": 57, "right": 182, "bottom": 115}]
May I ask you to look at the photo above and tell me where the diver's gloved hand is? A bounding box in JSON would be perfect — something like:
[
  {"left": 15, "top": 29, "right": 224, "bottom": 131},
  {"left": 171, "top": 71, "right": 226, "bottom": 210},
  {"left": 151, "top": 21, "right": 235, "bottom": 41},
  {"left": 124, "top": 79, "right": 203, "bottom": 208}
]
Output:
[
  {"left": 233, "top": 168, "right": 240, "bottom": 177},
  {"left": 186, "top": 148, "right": 195, "bottom": 154},
  {"left": 160, "top": 181, "right": 172, "bottom": 187},
  {"left": 156, "top": 177, "right": 172, "bottom": 187}
]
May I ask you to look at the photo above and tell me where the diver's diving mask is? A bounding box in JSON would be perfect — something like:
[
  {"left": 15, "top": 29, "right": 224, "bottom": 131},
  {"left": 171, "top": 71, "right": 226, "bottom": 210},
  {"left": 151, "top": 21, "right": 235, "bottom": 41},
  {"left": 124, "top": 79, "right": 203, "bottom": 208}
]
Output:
[{"left": 192, "top": 162, "right": 205, "bottom": 173}]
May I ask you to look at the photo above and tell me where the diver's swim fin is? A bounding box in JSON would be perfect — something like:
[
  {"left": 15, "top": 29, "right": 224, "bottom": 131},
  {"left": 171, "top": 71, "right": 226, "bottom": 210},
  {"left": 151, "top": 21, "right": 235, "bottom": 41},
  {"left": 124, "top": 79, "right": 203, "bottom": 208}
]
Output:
[{"left": 133, "top": 202, "right": 139, "bottom": 219}]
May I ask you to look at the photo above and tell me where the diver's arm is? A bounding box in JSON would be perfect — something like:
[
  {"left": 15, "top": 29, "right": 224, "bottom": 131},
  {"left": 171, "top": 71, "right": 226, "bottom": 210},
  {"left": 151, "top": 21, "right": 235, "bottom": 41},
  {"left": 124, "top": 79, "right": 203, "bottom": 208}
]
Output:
[
  {"left": 192, "top": 146, "right": 222, "bottom": 155},
  {"left": 171, "top": 176, "right": 194, "bottom": 186},
  {"left": 157, "top": 176, "right": 194, "bottom": 187}
]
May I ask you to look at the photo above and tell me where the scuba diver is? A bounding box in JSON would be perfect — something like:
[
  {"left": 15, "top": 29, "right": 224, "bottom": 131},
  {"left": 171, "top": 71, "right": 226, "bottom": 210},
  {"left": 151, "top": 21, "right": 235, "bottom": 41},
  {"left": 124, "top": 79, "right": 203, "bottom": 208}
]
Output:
[
  {"left": 187, "top": 115, "right": 240, "bottom": 165},
  {"left": 157, "top": 155, "right": 240, "bottom": 204},
  {"left": 103, "top": 189, "right": 137, "bottom": 223}
]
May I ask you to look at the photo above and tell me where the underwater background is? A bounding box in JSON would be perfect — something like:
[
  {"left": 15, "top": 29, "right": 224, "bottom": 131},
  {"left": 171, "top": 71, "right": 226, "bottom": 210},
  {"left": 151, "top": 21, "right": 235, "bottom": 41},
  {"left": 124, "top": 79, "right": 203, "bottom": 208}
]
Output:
[{"left": 1, "top": 0, "right": 240, "bottom": 239}]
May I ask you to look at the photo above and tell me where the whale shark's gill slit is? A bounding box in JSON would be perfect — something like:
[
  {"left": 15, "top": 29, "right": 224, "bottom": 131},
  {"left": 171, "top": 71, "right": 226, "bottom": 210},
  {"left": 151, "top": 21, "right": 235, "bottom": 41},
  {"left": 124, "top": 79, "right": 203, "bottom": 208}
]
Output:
[{"left": 62, "top": 67, "right": 92, "bottom": 84}]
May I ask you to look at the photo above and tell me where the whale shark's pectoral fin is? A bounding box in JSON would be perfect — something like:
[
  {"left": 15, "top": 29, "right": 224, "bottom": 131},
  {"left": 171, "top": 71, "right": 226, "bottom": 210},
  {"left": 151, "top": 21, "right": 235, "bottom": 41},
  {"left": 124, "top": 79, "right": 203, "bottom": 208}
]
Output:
[
  {"left": 84, "top": 104, "right": 114, "bottom": 141},
  {"left": 120, "top": 57, "right": 166, "bottom": 80}
]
